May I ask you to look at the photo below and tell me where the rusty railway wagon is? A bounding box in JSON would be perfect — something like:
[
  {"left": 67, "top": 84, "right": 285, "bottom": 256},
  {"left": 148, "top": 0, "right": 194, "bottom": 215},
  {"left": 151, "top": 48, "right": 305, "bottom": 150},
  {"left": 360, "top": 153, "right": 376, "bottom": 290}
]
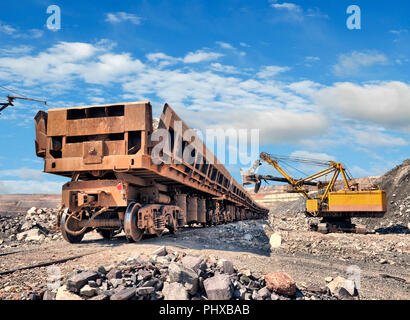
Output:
[{"left": 34, "top": 102, "right": 268, "bottom": 243}]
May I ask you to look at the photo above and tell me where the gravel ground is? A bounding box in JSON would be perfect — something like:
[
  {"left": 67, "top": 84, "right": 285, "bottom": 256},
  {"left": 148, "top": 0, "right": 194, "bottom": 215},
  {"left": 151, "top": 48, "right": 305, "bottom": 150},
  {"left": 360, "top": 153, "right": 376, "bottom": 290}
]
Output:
[{"left": 0, "top": 216, "right": 408, "bottom": 300}]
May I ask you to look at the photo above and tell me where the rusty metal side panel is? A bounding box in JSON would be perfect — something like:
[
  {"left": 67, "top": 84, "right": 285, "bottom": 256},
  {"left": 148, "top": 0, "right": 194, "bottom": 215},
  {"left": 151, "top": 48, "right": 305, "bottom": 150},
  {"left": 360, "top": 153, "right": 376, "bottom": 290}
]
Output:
[
  {"left": 124, "top": 102, "right": 153, "bottom": 132},
  {"left": 66, "top": 116, "right": 124, "bottom": 136},
  {"left": 47, "top": 109, "right": 66, "bottom": 136}
]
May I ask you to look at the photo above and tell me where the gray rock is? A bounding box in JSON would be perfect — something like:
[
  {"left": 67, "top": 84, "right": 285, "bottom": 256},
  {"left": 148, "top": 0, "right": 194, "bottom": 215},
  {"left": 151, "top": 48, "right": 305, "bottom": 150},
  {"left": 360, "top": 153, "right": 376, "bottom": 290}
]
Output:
[
  {"left": 168, "top": 263, "right": 199, "bottom": 295},
  {"left": 136, "top": 286, "right": 155, "bottom": 296},
  {"left": 66, "top": 271, "right": 98, "bottom": 293},
  {"left": 162, "top": 282, "right": 189, "bottom": 300},
  {"left": 181, "top": 255, "right": 204, "bottom": 273},
  {"left": 137, "top": 269, "right": 152, "bottom": 281},
  {"left": 110, "top": 278, "right": 123, "bottom": 288},
  {"left": 89, "top": 294, "right": 108, "bottom": 300},
  {"left": 80, "top": 285, "right": 97, "bottom": 297},
  {"left": 106, "top": 268, "right": 122, "bottom": 280},
  {"left": 42, "top": 290, "right": 56, "bottom": 300},
  {"left": 270, "top": 292, "right": 280, "bottom": 300},
  {"left": 221, "top": 260, "right": 234, "bottom": 275},
  {"left": 56, "top": 285, "right": 83, "bottom": 300},
  {"left": 97, "top": 266, "right": 107, "bottom": 275},
  {"left": 204, "top": 274, "right": 233, "bottom": 300},
  {"left": 152, "top": 246, "right": 167, "bottom": 257},
  {"left": 257, "top": 286, "right": 271, "bottom": 299},
  {"left": 333, "top": 287, "right": 355, "bottom": 300},
  {"left": 110, "top": 287, "right": 136, "bottom": 300},
  {"left": 327, "top": 276, "right": 356, "bottom": 296}
]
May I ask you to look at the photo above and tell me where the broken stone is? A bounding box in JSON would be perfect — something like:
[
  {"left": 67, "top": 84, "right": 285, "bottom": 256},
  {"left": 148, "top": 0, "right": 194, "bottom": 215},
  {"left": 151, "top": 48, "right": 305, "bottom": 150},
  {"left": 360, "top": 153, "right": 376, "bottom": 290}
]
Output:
[
  {"left": 89, "top": 294, "right": 108, "bottom": 300},
  {"left": 110, "top": 278, "right": 123, "bottom": 288},
  {"left": 168, "top": 262, "right": 198, "bottom": 295},
  {"left": 181, "top": 255, "right": 204, "bottom": 273},
  {"left": 66, "top": 271, "right": 98, "bottom": 293},
  {"left": 136, "top": 286, "right": 155, "bottom": 296},
  {"left": 152, "top": 246, "right": 167, "bottom": 257},
  {"left": 138, "top": 269, "right": 152, "bottom": 281},
  {"left": 238, "top": 269, "right": 251, "bottom": 277},
  {"left": 156, "top": 256, "right": 171, "bottom": 265},
  {"left": 269, "top": 233, "right": 282, "bottom": 249},
  {"left": 110, "top": 287, "right": 136, "bottom": 301},
  {"left": 221, "top": 260, "right": 234, "bottom": 275},
  {"left": 257, "top": 286, "right": 271, "bottom": 299},
  {"left": 27, "top": 207, "right": 37, "bottom": 215},
  {"left": 264, "top": 272, "right": 297, "bottom": 296},
  {"left": 326, "top": 276, "right": 356, "bottom": 296},
  {"left": 42, "top": 290, "right": 56, "bottom": 300},
  {"left": 333, "top": 287, "right": 355, "bottom": 300},
  {"left": 97, "top": 266, "right": 107, "bottom": 275},
  {"left": 106, "top": 268, "right": 122, "bottom": 280},
  {"left": 204, "top": 274, "right": 233, "bottom": 300},
  {"left": 325, "top": 277, "right": 333, "bottom": 282},
  {"left": 80, "top": 285, "right": 97, "bottom": 297},
  {"left": 56, "top": 285, "right": 83, "bottom": 300},
  {"left": 270, "top": 292, "right": 280, "bottom": 300},
  {"left": 162, "top": 282, "right": 189, "bottom": 300}
]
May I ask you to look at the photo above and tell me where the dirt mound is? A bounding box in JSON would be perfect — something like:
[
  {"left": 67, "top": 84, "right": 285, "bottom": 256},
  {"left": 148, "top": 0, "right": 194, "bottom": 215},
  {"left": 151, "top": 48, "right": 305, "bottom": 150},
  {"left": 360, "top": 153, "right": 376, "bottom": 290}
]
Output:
[{"left": 354, "top": 159, "right": 410, "bottom": 233}]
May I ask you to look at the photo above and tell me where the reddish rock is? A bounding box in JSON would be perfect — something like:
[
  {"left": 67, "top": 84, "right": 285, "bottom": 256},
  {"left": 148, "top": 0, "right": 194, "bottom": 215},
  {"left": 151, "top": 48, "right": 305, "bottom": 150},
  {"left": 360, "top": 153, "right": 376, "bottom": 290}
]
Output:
[{"left": 264, "top": 272, "right": 296, "bottom": 296}]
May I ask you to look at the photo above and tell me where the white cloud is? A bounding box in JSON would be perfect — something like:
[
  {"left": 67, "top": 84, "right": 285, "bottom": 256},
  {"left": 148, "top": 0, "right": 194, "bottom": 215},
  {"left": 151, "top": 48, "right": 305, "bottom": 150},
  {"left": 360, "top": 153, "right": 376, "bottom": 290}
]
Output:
[
  {"left": 287, "top": 80, "right": 321, "bottom": 97},
  {"left": 239, "top": 42, "right": 250, "bottom": 47},
  {"left": 290, "top": 150, "right": 335, "bottom": 162},
  {"left": 1, "top": 40, "right": 408, "bottom": 147},
  {"left": 0, "top": 21, "right": 16, "bottom": 34},
  {"left": 216, "top": 41, "right": 235, "bottom": 50},
  {"left": 0, "top": 180, "right": 61, "bottom": 194},
  {"left": 106, "top": 12, "right": 141, "bottom": 25},
  {"left": 0, "top": 41, "right": 144, "bottom": 86},
  {"left": 305, "top": 56, "right": 320, "bottom": 62},
  {"left": 0, "top": 167, "right": 45, "bottom": 180},
  {"left": 0, "top": 45, "right": 33, "bottom": 56},
  {"left": 209, "top": 63, "right": 239, "bottom": 74},
  {"left": 333, "top": 51, "right": 388, "bottom": 76},
  {"left": 313, "top": 81, "right": 410, "bottom": 131},
  {"left": 183, "top": 50, "right": 223, "bottom": 63},
  {"left": 0, "top": 21, "right": 42, "bottom": 39},
  {"left": 390, "top": 29, "right": 408, "bottom": 35},
  {"left": 256, "top": 65, "right": 290, "bottom": 78},
  {"left": 348, "top": 127, "right": 407, "bottom": 147},
  {"left": 271, "top": 2, "right": 301, "bottom": 12}
]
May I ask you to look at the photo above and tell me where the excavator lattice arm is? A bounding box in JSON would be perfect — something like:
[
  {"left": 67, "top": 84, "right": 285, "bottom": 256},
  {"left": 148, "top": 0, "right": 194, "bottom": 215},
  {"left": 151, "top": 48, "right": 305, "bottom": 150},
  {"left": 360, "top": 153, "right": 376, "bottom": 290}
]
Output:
[{"left": 259, "top": 152, "right": 353, "bottom": 206}]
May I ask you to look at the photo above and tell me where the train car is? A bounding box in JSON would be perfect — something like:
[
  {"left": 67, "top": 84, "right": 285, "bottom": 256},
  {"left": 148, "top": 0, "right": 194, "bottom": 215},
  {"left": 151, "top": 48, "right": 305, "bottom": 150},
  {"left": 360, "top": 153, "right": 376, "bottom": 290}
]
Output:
[{"left": 34, "top": 101, "right": 268, "bottom": 243}]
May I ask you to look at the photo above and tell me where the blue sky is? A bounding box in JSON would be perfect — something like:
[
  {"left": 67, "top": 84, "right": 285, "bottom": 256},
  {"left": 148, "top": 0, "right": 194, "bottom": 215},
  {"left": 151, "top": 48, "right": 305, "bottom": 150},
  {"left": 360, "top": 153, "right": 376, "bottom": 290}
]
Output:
[{"left": 0, "top": 0, "right": 409, "bottom": 193}]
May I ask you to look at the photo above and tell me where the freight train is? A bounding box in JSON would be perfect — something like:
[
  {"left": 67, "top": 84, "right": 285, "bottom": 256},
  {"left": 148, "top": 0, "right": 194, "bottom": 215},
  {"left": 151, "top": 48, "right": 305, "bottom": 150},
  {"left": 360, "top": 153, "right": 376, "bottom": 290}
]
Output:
[{"left": 34, "top": 102, "right": 268, "bottom": 243}]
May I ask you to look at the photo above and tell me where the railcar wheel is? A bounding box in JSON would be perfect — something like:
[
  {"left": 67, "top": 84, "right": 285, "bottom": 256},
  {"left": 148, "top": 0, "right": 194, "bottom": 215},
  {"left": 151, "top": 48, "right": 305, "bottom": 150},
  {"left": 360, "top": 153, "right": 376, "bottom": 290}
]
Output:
[
  {"left": 124, "top": 202, "right": 143, "bottom": 242},
  {"left": 60, "top": 211, "right": 85, "bottom": 243}
]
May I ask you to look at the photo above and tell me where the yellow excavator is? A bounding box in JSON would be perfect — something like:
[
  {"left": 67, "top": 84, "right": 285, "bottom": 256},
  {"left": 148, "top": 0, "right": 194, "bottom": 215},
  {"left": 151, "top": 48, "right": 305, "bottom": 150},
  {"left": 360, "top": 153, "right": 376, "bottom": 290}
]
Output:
[{"left": 242, "top": 152, "right": 386, "bottom": 233}]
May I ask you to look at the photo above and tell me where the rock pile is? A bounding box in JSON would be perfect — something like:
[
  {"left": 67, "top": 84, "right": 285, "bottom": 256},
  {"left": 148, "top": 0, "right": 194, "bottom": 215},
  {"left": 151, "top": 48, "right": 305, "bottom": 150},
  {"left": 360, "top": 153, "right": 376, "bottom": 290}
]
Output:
[
  {"left": 354, "top": 159, "right": 410, "bottom": 233},
  {"left": 0, "top": 207, "right": 62, "bottom": 248},
  {"left": 26, "top": 247, "right": 355, "bottom": 300}
]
